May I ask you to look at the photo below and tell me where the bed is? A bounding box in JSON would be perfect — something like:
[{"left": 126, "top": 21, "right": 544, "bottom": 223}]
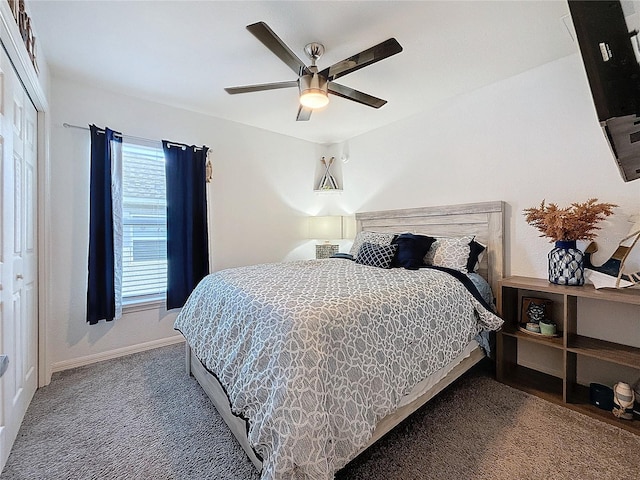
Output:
[{"left": 176, "top": 201, "right": 505, "bottom": 480}]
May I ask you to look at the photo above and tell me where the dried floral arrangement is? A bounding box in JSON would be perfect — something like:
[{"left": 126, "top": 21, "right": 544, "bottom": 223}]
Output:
[{"left": 524, "top": 198, "right": 617, "bottom": 242}]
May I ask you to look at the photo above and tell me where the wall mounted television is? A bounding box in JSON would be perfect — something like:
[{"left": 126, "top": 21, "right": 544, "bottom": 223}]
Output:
[{"left": 569, "top": 0, "right": 640, "bottom": 182}]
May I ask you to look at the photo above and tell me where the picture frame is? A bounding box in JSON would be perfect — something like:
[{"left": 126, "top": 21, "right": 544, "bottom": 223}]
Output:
[{"left": 520, "top": 296, "right": 553, "bottom": 327}]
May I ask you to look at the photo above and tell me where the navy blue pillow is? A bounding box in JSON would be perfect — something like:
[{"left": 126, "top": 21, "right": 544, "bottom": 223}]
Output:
[
  {"left": 467, "top": 240, "right": 486, "bottom": 272},
  {"left": 330, "top": 253, "right": 354, "bottom": 260},
  {"left": 392, "top": 233, "right": 437, "bottom": 270}
]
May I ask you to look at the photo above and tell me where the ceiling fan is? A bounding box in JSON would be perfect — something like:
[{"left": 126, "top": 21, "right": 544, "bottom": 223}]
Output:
[{"left": 224, "top": 22, "right": 403, "bottom": 121}]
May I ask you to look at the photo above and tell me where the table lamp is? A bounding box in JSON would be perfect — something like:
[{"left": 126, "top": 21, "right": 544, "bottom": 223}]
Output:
[{"left": 309, "top": 216, "right": 351, "bottom": 259}]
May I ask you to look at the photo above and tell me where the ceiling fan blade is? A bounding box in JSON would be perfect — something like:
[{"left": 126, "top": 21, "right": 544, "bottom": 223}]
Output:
[
  {"left": 296, "top": 105, "right": 312, "bottom": 121},
  {"left": 247, "top": 22, "right": 310, "bottom": 76},
  {"left": 320, "top": 38, "right": 403, "bottom": 82},
  {"left": 225, "top": 80, "right": 298, "bottom": 95},
  {"left": 328, "top": 83, "right": 387, "bottom": 109}
]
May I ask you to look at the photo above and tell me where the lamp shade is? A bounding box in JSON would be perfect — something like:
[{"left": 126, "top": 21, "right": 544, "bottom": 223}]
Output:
[
  {"left": 308, "top": 216, "right": 343, "bottom": 240},
  {"left": 342, "top": 216, "right": 357, "bottom": 240}
]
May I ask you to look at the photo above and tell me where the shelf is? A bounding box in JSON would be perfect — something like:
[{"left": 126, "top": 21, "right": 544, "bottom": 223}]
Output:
[
  {"left": 502, "top": 276, "right": 640, "bottom": 305},
  {"left": 501, "top": 324, "right": 564, "bottom": 349},
  {"left": 567, "top": 334, "right": 640, "bottom": 369},
  {"left": 497, "top": 276, "right": 640, "bottom": 437},
  {"left": 313, "top": 189, "right": 343, "bottom": 195},
  {"left": 500, "top": 364, "right": 563, "bottom": 403},
  {"left": 567, "top": 384, "right": 640, "bottom": 435},
  {"left": 503, "top": 366, "right": 640, "bottom": 435}
]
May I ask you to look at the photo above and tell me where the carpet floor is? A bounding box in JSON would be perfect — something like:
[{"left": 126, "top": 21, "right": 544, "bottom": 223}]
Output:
[{"left": 2, "top": 344, "right": 638, "bottom": 479}]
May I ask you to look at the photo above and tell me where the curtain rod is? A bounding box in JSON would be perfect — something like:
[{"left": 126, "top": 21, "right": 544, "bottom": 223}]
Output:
[{"left": 62, "top": 123, "right": 205, "bottom": 151}]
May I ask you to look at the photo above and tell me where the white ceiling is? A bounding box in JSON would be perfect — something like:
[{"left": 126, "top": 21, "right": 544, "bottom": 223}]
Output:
[{"left": 29, "top": 1, "right": 578, "bottom": 144}]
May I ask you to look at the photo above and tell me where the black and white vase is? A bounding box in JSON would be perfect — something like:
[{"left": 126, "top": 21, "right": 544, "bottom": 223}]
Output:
[{"left": 548, "top": 240, "right": 584, "bottom": 285}]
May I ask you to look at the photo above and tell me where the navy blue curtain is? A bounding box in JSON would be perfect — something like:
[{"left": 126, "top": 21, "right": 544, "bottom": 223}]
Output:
[
  {"left": 87, "top": 125, "right": 122, "bottom": 324},
  {"left": 163, "top": 141, "right": 210, "bottom": 310}
]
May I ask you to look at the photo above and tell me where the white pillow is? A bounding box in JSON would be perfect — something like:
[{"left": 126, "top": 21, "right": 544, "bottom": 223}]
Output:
[
  {"left": 424, "top": 235, "right": 474, "bottom": 273},
  {"left": 349, "top": 231, "right": 396, "bottom": 257}
]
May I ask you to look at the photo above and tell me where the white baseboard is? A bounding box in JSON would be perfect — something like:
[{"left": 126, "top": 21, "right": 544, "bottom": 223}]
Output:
[{"left": 50, "top": 336, "right": 185, "bottom": 374}]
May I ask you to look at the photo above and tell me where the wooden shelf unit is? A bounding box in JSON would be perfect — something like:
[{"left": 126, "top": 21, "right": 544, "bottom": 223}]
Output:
[{"left": 497, "top": 276, "right": 640, "bottom": 435}]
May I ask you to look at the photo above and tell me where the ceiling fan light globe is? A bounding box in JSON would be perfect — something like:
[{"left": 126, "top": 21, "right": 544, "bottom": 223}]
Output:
[
  {"left": 299, "top": 72, "right": 329, "bottom": 109},
  {"left": 300, "top": 90, "right": 330, "bottom": 109}
]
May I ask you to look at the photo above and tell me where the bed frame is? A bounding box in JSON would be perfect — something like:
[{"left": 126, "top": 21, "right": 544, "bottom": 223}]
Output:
[{"left": 185, "top": 200, "right": 504, "bottom": 471}]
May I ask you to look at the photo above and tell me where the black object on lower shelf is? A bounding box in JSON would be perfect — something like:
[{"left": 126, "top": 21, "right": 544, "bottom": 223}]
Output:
[{"left": 589, "top": 383, "right": 614, "bottom": 411}]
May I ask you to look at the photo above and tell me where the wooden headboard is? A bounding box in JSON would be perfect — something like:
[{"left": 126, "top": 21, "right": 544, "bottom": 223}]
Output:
[{"left": 356, "top": 201, "right": 505, "bottom": 304}]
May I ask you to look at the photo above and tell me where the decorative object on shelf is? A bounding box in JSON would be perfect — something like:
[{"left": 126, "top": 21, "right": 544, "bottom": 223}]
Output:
[
  {"left": 633, "top": 378, "right": 640, "bottom": 417},
  {"left": 524, "top": 199, "right": 617, "bottom": 286},
  {"left": 548, "top": 240, "right": 585, "bottom": 286},
  {"left": 538, "top": 319, "right": 557, "bottom": 336},
  {"left": 317, "top": 157, "right": 339, "bottom": 190},
  {"left": 589, "top": 383, "right": 615, "bottom": 411},
  {"left": 518, "top": 324, "right": 560, "bottom": 338},
  {"left": 309, "top": 215, "right": 353, "bottom": 259},
  {"left": 524, "top": 297, "right": 549, "bottom": 323},
  {"left": 525, "top": 322, "right": 541, "bottom": 333},
  {"left": 7, "top": 0, "right": 38, "bottom": 73},
  {"left": 612, "top": 382, "right": 635, "bottom": 420},
  {"left": 584, "top": 218, "right": 640, "bottom": 289},
  {"left": 521, "top": 296, "right": 552, "bottom": 324},
  {"left": 519, "top": 296, "right": 559, "bottom": 337}
]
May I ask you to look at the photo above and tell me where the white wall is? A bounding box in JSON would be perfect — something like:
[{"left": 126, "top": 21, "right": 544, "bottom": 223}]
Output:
[
  {"left": 48, "top": 76, "right": 325, "bottom": 374},
  {"left": 338, "top": 54, "right": 638, "bottom": 276}
]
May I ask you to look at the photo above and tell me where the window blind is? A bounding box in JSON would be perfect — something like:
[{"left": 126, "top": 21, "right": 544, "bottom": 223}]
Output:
[{"left": 121, "top": 141, "right": 167, "bottom": 301}]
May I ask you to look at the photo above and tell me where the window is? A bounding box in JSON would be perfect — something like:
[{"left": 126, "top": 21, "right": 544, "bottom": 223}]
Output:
[{"left": 121, "top": 140, "right": 167, "bottom": 303}]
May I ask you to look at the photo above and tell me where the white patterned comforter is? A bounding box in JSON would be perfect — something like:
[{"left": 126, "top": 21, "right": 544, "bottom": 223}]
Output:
[{"left": 175, "top": 259, "right": 503, "bottom": 480}]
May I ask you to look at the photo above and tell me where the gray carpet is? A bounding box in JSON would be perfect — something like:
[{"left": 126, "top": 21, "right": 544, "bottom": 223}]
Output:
[{"left": 2, "top": 344, "right": 638, "bottom": 479}]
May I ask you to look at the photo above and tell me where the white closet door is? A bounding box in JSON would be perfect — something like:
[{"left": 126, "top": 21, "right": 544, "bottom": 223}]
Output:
[{"left": 0, "top": 44, "right": 38, "bottom": 470}]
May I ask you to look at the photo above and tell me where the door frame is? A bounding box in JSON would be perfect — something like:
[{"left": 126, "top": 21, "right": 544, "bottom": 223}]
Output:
[{"left": 0, "top": 4, "right": 51, "bottom": 387}]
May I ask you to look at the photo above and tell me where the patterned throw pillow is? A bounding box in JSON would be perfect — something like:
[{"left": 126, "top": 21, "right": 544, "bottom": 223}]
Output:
[
  {"left": 424, "top": 235, "right": 474, "bottom": 273},
  {"left": 349, "top": 231, "right": 396, "bottom": 257},
  {"left": 355, "top": 242, "right": 398, "bottom": 269}
]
